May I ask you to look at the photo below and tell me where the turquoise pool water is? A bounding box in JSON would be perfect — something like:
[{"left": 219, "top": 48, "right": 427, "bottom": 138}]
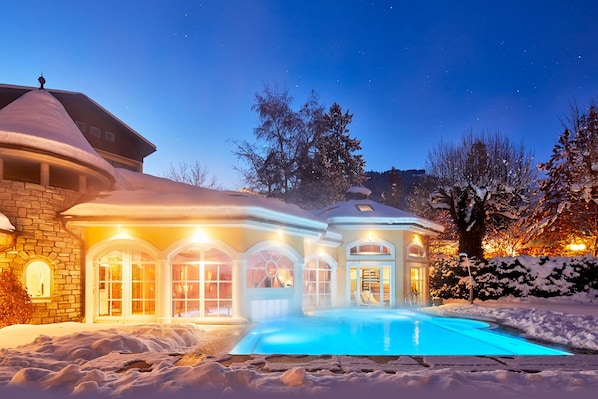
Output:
[{"left": 231, "top": 308, "right": 571, "bottom": 356}]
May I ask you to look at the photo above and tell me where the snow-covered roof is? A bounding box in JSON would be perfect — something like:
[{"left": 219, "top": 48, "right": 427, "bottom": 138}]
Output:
[
  {"left": 0, "top": 89, "right": 115, "bottom": 178},
  {"left": 61, "top": 169, "right": 329, "bottom": 234},
  {"left": 0, "top": 212, "right": 15, "bottom": 232},
  {"left": 314, "top": 199, "right": 444, "bottom": 234}
]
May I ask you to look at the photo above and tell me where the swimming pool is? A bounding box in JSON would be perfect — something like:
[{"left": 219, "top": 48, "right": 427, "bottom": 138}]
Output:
[{"left": 231, "top": 308, "right": 571, "bottom": 356}]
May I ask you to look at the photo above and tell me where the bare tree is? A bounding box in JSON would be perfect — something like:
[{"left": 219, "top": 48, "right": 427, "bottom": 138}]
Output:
[
  {"left": 164, "top": 160, "right": 219, "bottom": 189},
  {"left": 426, "top": 130, "right": 537, "bottom": 259}
]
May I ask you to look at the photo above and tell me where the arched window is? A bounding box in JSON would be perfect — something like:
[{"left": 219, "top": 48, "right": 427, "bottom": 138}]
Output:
[
  {"left": 172, "top": 246, "right": 232, "bottom": 318},
  {"left": 303, "top": 257, "right": 333, "bottom": 308},
  {"left": 347, "top": 239, "right": 394, "bottom": 259},
  {"left": 25, "top": 260, "right": 52, "bottom": 299},
  {"left": 247, "top": 249, "right": 294, "bottom": 288},
  {"left": 407, "top": 235, "right": 426, "bottom": 258}
]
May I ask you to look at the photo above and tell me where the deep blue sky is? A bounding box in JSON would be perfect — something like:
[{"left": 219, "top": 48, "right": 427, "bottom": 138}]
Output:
[{"left": 2, "top": 0, "right": 598, "bottom": 189}]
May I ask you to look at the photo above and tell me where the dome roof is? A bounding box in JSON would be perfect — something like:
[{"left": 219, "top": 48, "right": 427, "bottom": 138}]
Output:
[
  {"left": 314, "top": 199, "right": 444, "bottom": 234},
  {"left": 0, "top": 89, "right": 114, "bottom": 179}
]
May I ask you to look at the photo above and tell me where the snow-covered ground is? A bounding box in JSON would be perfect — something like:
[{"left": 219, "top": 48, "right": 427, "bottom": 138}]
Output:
[{"left": 1, "top": 295, "right": 597, "bottom": 399}]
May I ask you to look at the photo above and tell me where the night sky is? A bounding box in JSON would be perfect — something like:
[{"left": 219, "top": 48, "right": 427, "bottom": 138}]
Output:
[{"left": 2, "top": 0, "right": 598, "bottom": 189}]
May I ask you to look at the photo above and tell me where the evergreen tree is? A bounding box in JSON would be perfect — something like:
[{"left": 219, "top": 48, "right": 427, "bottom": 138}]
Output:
[
  {"left": 380, "top": 167, "right": 404, "bottom": 209},
  {"left": 531, "top": 102, "right": 598, "bottom": 255},
  {"left": 297, "top": 103, "right": 366, "bottom": 208}
]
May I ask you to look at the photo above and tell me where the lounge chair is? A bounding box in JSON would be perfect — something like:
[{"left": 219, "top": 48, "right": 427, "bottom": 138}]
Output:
[{"left": 360, "top": 290, "right": 380, "bottom": 305}]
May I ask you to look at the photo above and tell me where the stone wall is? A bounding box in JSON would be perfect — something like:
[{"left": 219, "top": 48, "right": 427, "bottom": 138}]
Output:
[{"left": 0, "top": 180, "right": 85, "bottom": 324}]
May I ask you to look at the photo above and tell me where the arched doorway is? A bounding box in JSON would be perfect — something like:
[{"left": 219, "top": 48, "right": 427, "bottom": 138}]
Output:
[
  {"left": 94, "top": 247, "right": 157, "bottom": 321},
  {"left": 346, "top": 240, "right": 395, "bottom": 307}
]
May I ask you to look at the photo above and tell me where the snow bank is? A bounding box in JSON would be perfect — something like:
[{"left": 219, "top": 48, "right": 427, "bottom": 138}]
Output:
[{"left": 0, "top": 298, "right": 597, "bottom": 398}]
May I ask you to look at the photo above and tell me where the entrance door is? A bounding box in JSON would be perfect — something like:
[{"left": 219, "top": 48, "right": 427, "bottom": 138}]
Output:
[
  {"left": 349, "top": 264, "right": 392, "bottom": 307},
  {"left": 96, "top": 249, "right": 156, "bottom": 320}
]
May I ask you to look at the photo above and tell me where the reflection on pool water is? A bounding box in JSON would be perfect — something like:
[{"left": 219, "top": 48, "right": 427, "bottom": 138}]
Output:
[{"left": 231, "top": 308, "right": 571, "bottom": 356}]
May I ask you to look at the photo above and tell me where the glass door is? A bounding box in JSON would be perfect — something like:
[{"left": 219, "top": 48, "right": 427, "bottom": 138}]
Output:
[
  {"left": 407, "top": 266, "right": 425, "bottom": 306},
  {"left": 96, "top": 249, "right": 156, "bottom": 320},
  {"left": 349, "top": 264, "right": 392, "bottom": 307}
]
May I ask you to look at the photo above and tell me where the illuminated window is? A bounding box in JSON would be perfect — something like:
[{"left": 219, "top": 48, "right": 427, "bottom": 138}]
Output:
[
  {"left": 25, "top": 260, "right": 52, "bottom": 299},
  {"left": 407, "top": 236, "right": 426, "bottom": 258},
  {"left": 247, "top": 249, "right": 294, "bottom": 288},
  {"left": 172, "top": 247, "right": 232, "bottom": 318},
  {"left": 303, "top": 257, "right": 332, "bottom": 308},
  {"left": 349, "top": 243, "right": 391, "bottom": 256},
  {"left": 355, "top": 203, "right": 374, "bottom": 212}
]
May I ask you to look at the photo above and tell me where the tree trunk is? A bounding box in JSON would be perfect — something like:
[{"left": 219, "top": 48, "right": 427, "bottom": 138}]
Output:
[
  {"left": 456, "top": 201, "right": 486, "bottom": 260},
  {"left": 458, "top": 225, "right": 485, "bottom": 259}
]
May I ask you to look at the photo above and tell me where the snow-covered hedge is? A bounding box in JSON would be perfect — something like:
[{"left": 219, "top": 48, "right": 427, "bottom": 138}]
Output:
[{"left": 429, "top": 255, "right": 598, "bottom": 300}]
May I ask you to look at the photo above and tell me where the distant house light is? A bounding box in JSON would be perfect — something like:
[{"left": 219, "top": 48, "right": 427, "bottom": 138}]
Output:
[{"left": 355, "top": 204, "right": 374, "bottom": 212}]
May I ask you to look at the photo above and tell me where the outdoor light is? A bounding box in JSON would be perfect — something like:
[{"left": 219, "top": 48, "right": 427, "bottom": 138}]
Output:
[
  {"left": 0, "top": 229, "right": 15, "bottom": 252},
  {"left": 568, "top": 243, "right": 586, "bottom": 252},
  {"left": 366, "top": 232, "right": 375, "bottom": 242},
  {"left": 192, "top": 229, "right": 209, "bottom": 243},
  {"left": 0, "top": 212, "right": 16, "bottom": 252}
]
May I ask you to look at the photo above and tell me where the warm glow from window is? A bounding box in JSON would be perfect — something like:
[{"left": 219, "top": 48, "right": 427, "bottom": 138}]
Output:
[
  {"left": 407, "top": 235, "right": 426, "bottom": 258},
  {"left": 349, "top": 243, "right": 391, "bottom": 256},
  {"left": 356, "top": 204, "right": 374, "bottom": 212},
  {"left": 25, "top": 260, "right": 52, "bottom": 298},
  {"left": 410, "top": 235, "right": 423, "bottom": 246}
]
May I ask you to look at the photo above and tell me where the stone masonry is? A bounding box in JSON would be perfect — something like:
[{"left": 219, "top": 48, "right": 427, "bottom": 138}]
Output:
[{"left": 0, "top": 180, "right": 85, "bottom": 324}]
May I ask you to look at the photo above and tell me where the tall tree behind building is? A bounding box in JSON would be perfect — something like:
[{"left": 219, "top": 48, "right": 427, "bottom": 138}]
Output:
[{"left": 235, "top": 84, "right": 365, "bottom": 209}]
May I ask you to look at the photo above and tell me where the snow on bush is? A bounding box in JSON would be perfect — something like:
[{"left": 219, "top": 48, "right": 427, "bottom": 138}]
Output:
[{"left": 430, "top": 256, "right": 598, "bottom": 300}]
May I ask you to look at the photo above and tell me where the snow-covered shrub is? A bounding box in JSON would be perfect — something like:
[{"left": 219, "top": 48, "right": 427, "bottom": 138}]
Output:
[
  {"left": 559, "top": 256, "right": 598, "bottom": 294},
  {"left": 429, "top": 255, "right": 598, "bottom": 300},
  {"left": 473, "top": 260, "right": 503, "bottom": 300},
  {"left": 429, "top": 258, "right": 461, "bottom": 298},
  {"left": 0, "top": 269, "right": 34, "bottom": 328}
]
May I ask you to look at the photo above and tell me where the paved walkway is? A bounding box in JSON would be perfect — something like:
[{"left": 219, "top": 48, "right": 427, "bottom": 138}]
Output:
[{"left": 179, "top": 352, "right": 598, "bottom": 374}]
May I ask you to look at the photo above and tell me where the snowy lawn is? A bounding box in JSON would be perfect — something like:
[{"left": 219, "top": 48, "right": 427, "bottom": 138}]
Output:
[{"left": 1, "top": 295, "right": 597, "bottom": 399}]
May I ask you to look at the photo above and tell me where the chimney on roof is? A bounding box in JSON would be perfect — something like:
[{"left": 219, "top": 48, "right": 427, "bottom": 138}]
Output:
[{"left": 38, "top": 74, "right": 46, "bottom": 90}]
